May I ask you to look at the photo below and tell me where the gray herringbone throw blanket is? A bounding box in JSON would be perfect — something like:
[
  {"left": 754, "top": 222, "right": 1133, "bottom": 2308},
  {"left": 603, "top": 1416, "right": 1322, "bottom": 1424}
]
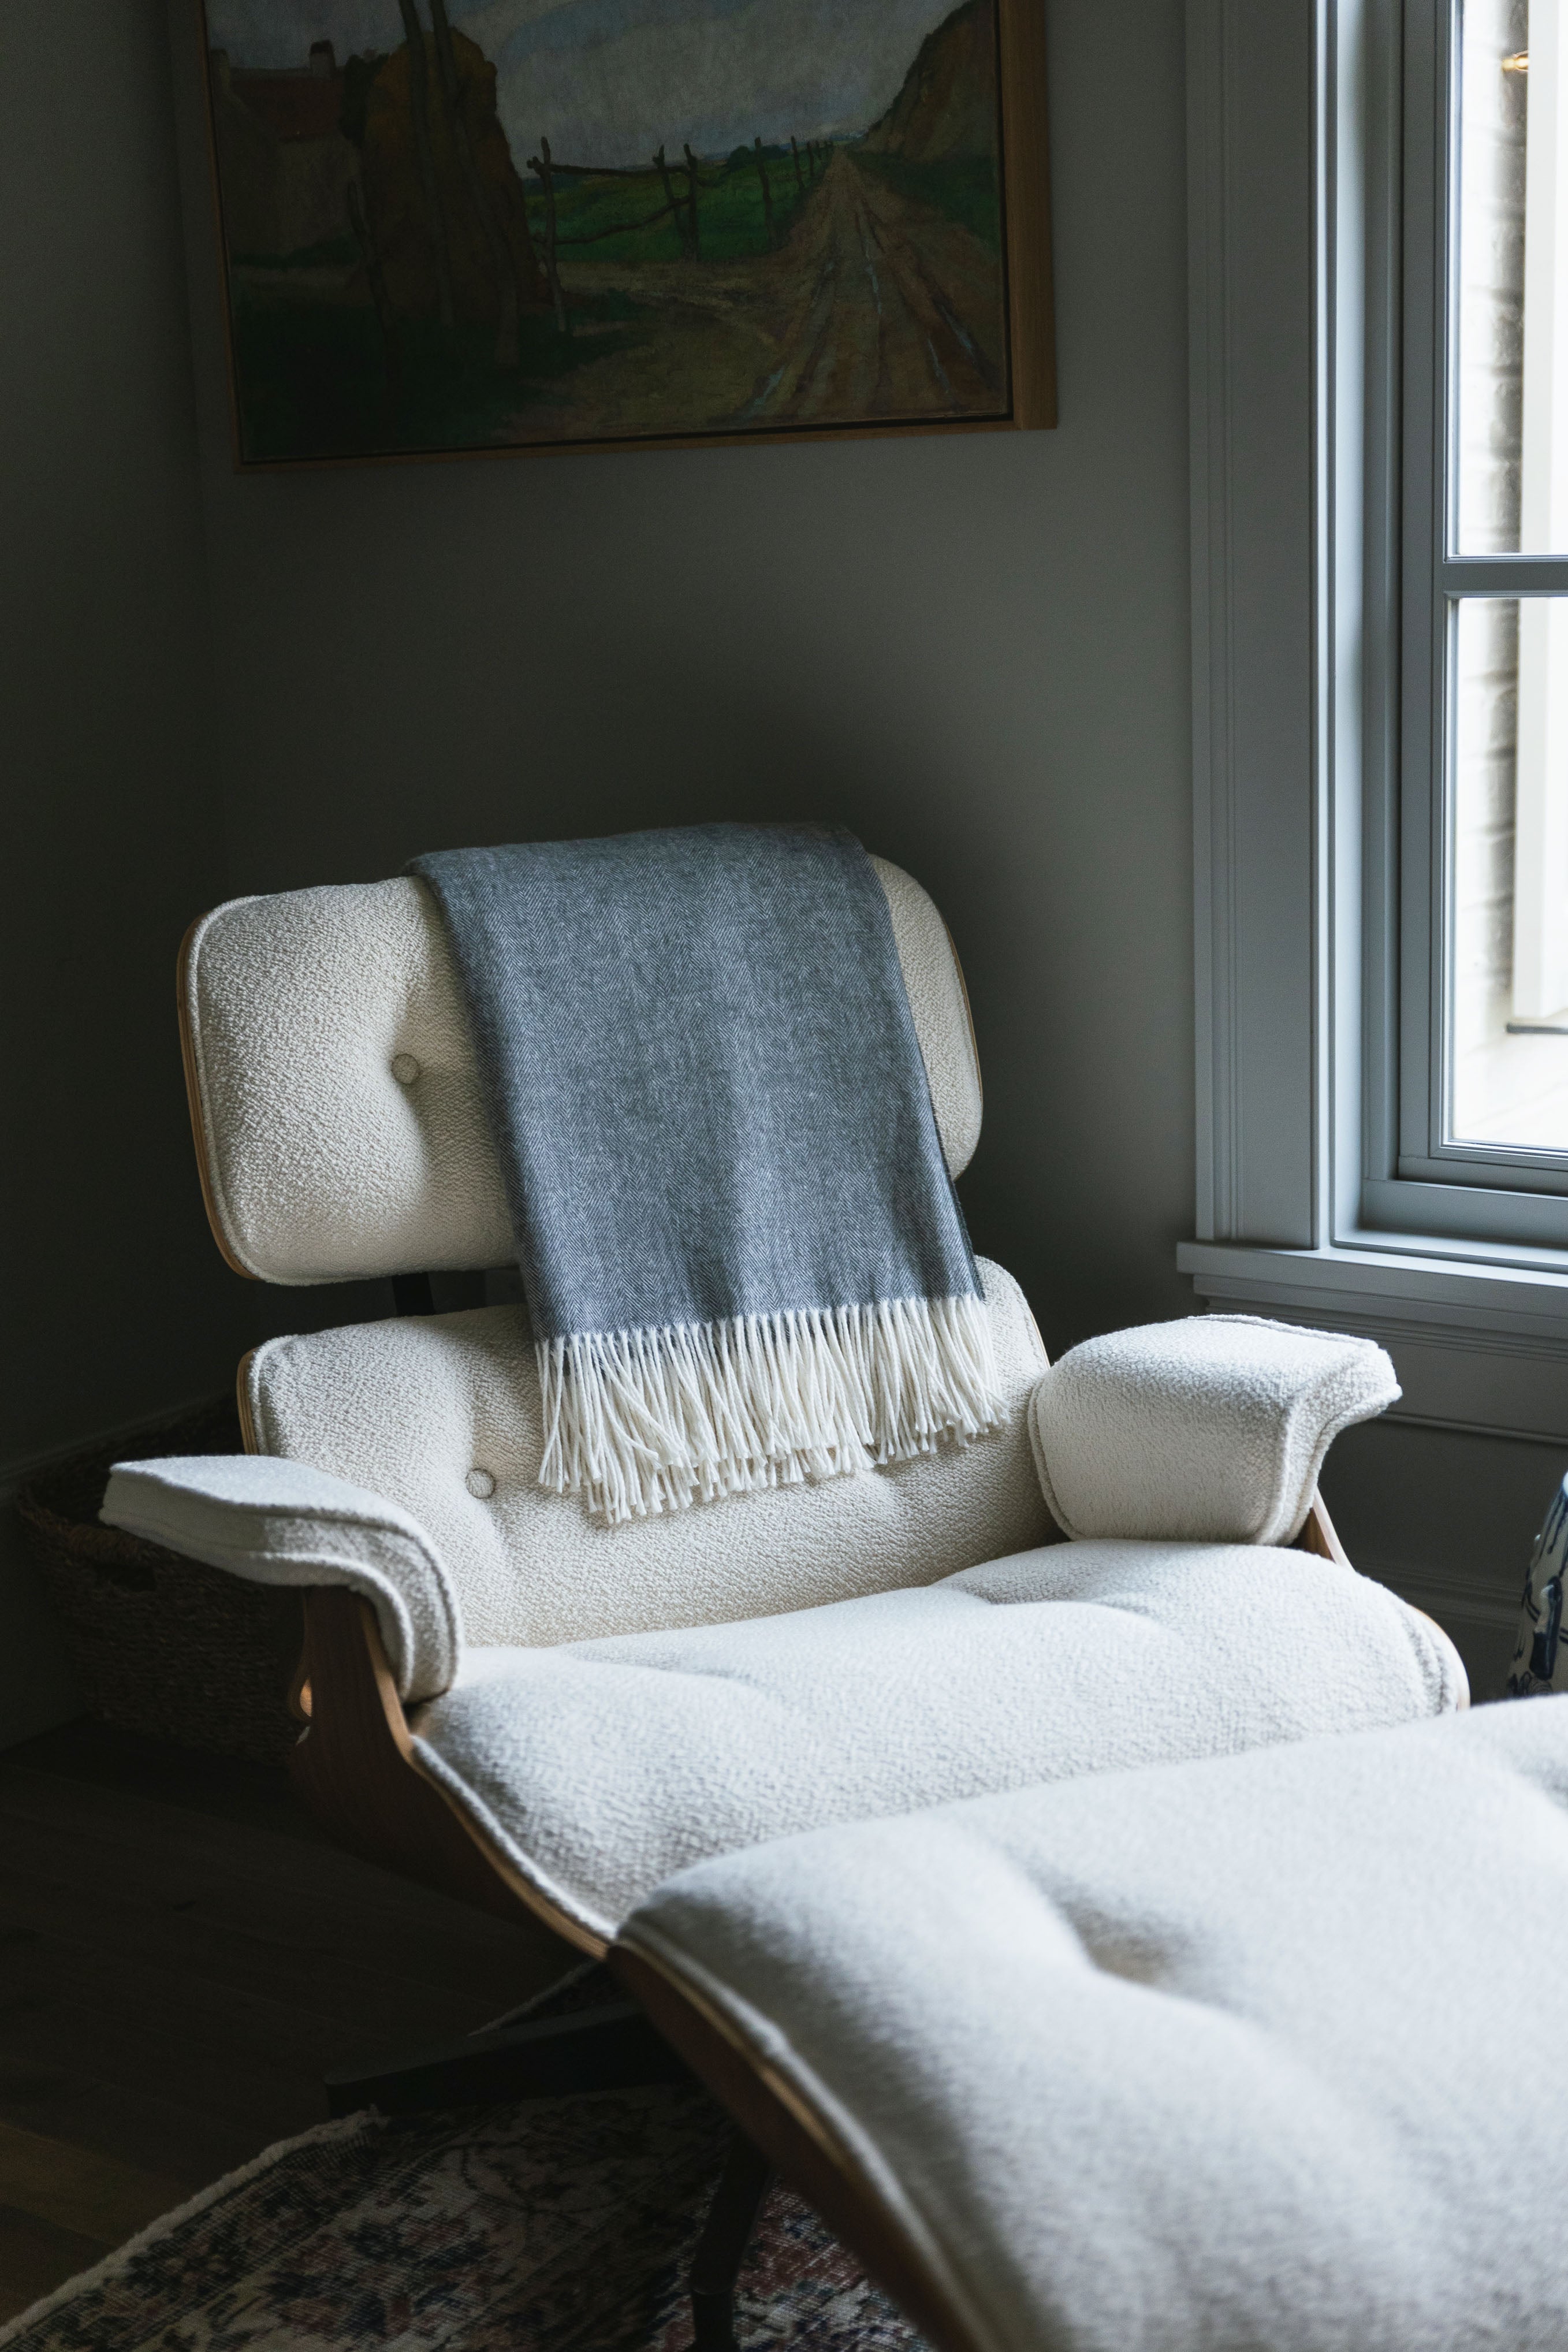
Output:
[{"left": 411, "top": 824, "right": 999, "bottom": 1524}]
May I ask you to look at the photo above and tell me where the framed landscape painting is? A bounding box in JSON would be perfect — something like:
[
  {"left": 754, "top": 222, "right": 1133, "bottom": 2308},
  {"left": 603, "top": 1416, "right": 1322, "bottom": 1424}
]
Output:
[{"left": 196, "top": 0, "right": 1054, "bottom": 465}]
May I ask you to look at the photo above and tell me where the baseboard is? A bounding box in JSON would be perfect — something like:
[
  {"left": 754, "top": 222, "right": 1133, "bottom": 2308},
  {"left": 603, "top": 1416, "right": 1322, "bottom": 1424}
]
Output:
[
  {"left": 1370, "top": 1560, "right": 1522, "bottom": 1634},
  {"left": 1360, "top": 1553, "right": 1524, "bottom": 1704}
]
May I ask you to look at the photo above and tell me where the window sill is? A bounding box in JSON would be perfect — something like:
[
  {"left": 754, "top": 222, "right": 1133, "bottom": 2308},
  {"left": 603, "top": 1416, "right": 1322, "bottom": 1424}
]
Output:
[{"left": 1177, "top": 1238, "right": 1568, "bottom": 1445}]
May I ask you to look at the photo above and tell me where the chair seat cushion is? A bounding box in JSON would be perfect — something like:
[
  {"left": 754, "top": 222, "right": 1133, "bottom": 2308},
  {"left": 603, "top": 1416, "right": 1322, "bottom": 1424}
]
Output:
[
  {"left": 410, "top": 1538, "right": 1462, "bottom": 1940},
  {"left": 625, "top": 1696, "right": 1568, "bottom": 2352}
]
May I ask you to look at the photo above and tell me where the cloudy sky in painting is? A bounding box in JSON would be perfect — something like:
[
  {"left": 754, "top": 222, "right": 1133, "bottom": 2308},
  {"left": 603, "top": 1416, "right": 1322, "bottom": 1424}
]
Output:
[{"left": 204, "top": 0, "right": 962, "bottom": 166}]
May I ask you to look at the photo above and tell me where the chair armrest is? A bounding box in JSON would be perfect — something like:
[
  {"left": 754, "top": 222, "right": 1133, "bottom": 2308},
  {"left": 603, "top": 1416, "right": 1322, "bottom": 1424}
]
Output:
[
  {"left": 1029, "top": 1315, "right": 1400, "bottom": 1546},
  {"left": 100, "top": 1454, "right": 461, "bottom": 1702}
]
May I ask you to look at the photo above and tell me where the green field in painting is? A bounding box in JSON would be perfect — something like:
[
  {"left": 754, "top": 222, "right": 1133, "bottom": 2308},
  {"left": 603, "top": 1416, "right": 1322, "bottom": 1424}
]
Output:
[
  {"left": 528, "top": 146, "right": 822, "bottom": 267},
  {"left": 850, "top": 152, "right": 1001, "bottom": 251},
  {"left": 225, "top": 139, "right": 1003, "bottom": 461},
  {"left": 225, "top": 143, "right": 827, "bottom": 461},
  {"left": 229, "top": 286, "right": 640, "bottom": 462}
]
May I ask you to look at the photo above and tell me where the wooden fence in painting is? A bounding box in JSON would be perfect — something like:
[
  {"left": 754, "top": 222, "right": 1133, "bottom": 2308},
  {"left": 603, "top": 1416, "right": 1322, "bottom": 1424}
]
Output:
[{"left": 526, "top": 131, "right": 833, "bottom": 331}]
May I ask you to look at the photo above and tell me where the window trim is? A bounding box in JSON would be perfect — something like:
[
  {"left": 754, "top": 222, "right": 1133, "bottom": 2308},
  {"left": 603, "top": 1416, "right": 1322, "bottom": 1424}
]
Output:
[{"left": 1182, "top": 0, "right": 1568, "bottom": 1445}]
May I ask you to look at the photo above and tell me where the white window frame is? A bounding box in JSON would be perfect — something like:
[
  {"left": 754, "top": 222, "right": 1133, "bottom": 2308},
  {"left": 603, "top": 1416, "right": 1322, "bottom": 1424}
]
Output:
[{"left": 1180, "top": 0, "right": 1568, "bottom": 1446}]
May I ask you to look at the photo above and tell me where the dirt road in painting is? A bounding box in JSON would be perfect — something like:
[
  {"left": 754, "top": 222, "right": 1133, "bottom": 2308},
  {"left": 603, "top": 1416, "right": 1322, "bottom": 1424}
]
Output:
[
  {"left": 731, "top": 150, "right": 1001, "bottom": 425},
  {"left": 503, "top": 146, "right": 1003, "bottom": 444}
]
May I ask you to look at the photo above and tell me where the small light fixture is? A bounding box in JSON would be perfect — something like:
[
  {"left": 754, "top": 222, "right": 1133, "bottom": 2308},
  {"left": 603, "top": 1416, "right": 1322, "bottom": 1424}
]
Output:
[{"left": 1503, "top": 50, "right": 1530, "bottom": 72}]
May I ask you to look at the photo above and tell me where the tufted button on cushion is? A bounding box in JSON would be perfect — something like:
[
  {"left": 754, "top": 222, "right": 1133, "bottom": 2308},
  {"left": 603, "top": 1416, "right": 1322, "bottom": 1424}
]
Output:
[
  {"left": 465, "top": 1468, "right": 496, "bottom": 1499},
  {"left": 390, "top": 1052, "right": 421, "bottom": 1085}
]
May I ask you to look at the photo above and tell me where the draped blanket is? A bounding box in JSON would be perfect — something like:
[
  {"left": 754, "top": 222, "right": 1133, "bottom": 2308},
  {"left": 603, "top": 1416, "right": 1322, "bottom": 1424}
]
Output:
[{"left": 411, "top": 824, "right": 1000, "bottom": 1524}]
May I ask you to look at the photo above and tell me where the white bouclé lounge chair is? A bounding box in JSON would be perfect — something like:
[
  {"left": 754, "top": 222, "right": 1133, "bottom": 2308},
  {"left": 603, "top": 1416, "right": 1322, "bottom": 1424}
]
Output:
[{"left": 103, "top": 859, "right": 1463, "bottom": 2086}]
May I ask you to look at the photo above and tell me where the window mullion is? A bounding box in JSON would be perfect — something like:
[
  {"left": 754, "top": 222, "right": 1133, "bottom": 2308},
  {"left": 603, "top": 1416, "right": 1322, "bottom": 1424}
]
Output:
[{"left": 1437, "top": 557, "right": 1568, "bottom": 590}]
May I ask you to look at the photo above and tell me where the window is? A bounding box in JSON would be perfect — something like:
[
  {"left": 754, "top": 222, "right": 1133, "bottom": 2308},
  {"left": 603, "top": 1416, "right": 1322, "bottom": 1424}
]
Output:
[
  {"left": 1398, "top": 0, "right": 1568, "bottom": 1237},
  {"left": 1180, "top": 0, "right": 1568, "bottom": 1450}
]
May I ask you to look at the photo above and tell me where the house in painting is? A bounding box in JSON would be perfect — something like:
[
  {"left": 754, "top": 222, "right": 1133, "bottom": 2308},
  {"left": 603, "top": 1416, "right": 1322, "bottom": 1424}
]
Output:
[{"left": 209, "top": 41, "right": 360, "bottom": 259}]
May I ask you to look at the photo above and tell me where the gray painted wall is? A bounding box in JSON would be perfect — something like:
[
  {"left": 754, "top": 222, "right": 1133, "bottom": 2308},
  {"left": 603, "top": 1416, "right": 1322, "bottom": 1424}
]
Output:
[
  {"left": 4, "top": 0, "right": 1201, "bottom": 1748},
  {"left": 160, "top": 0, "right": 1560, "bottom": 1705},
  {"left": 28, "top": 0, "right": 1537, "bottom": 1739},
  {"left": 1, "top": 0, "right": 248, "bottom": 1741},
  {"left": 170, "top": 0, "right": 1197, "bottom": 1368},
  {"left": 1320, "top": 1420, "right": 1551, "bottom": 1702},
  {"left": 0, "top": 0, "right": 1550, "bottom": 1743}
]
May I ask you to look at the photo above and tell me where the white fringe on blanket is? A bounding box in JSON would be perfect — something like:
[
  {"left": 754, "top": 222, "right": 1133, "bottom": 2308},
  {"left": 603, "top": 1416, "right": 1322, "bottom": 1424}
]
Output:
[{"left": 537, "top": 1292, "right": 1003, "bottom": 1525}]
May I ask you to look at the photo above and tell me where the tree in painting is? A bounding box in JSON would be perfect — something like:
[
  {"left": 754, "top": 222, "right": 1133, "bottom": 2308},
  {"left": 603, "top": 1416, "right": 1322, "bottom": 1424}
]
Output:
[{"left": 203, "top": 0, "right": 1009, "bottom": 460}]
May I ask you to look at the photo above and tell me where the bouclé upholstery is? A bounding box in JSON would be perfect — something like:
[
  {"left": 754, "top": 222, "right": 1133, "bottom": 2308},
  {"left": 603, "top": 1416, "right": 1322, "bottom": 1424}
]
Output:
[
  {"left": 411, "top": 1535, "right": 1458, "bottom": 1937},
  {"left": 245, "top": 1260, "right": 1052, "bottom": 1649},
  {"left": 1031, "top": 1314, "right": 1400, "bottom": 1545},
  {"left": 102, "top": 1452, "right": 461, "bottom": 1702},
  {"left": 627, "top": 1698, "right": 1568, "bottom": 2352}
]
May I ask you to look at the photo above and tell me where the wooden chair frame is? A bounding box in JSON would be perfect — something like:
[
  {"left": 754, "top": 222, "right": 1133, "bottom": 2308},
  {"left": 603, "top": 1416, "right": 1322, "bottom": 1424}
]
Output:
[{"left": 614, "top": 1936, "right": 985, "bottom": 2352}]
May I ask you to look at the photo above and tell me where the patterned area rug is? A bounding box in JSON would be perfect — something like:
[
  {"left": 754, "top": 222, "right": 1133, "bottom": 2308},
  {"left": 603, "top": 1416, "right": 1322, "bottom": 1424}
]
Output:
[{"left": 0, "top": 2083, "right": 926, "bottom": 2350}]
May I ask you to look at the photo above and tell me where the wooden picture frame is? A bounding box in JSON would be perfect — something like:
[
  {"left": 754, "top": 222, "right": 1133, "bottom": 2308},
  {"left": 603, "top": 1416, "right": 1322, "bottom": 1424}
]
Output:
[{"left": 195, "top": 0, "right": 1055, "bottom": 468}]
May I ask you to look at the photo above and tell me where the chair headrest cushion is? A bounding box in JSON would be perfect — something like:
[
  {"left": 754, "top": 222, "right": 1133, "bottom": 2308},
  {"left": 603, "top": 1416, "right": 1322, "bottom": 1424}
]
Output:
[{"left": 181, "top": 857, "right": 982, "bottom": 1286}]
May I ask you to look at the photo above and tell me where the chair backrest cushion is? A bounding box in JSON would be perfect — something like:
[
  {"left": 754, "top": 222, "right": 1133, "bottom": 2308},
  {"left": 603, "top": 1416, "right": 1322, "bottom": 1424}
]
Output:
[
  {"left": 184, "top": 856, "right": 981, "bottom": 1286},
  {"left": 244, "top": 1258, "right": 1051, "bottom": 1647}
]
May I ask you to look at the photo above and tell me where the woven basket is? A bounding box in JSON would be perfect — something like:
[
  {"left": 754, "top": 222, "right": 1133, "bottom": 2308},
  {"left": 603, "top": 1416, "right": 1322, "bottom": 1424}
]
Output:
[{"left": 15, "top": 1400, "right": 304, "bottom": 1766}]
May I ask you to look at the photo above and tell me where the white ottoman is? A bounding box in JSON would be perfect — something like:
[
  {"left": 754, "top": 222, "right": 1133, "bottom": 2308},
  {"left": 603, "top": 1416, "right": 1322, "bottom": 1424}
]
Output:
[{"left": 622, "top": 1696, "right": 1568, "bottom": 2352}]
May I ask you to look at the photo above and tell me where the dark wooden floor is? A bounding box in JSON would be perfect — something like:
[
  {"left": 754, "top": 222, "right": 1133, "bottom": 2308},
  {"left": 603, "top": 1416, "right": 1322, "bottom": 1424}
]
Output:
[{"left": 0, "top": 1718, "right": 576, "bottom": 2322}]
